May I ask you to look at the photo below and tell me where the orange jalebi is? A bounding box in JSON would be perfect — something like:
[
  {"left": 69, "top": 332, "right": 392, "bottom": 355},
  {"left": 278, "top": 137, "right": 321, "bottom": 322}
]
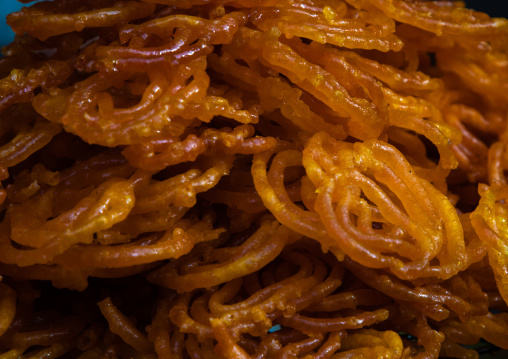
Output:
[{"left": 0, "top": 0, "right": 508, "bottom": 358}]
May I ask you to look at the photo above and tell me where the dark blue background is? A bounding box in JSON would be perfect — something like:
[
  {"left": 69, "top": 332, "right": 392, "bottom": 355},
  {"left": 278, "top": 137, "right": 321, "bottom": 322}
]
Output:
[{"left": 0, "top": 1, "right": 25, "bottom": 49}]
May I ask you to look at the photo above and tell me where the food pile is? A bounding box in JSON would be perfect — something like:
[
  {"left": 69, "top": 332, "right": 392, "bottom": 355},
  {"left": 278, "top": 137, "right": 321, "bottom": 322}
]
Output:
[{"left": 1, "top": 0, "right": 508, "bottom": 357}]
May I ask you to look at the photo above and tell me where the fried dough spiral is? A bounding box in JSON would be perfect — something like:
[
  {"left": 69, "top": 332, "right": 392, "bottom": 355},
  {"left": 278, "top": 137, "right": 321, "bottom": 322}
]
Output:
[{"left": 1, "top": 0, "right": 508, "bottom": 358}]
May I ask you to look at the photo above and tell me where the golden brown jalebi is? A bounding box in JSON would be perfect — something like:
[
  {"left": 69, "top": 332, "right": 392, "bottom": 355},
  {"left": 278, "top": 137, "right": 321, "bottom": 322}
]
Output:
[{"left": 1, "top": 0, "right": 508, "bottom": 358}]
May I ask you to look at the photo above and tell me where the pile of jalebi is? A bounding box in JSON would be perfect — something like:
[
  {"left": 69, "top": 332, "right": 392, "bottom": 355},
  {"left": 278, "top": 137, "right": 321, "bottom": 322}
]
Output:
[{"left": 1, "top": 0, "right": 508, "bottom": 358}]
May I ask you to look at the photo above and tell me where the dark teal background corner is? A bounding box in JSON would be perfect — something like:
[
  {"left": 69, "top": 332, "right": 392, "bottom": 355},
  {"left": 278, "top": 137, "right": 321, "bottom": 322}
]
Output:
[{"left": 0, "top": 1, "right": 26, "bottom": 52}]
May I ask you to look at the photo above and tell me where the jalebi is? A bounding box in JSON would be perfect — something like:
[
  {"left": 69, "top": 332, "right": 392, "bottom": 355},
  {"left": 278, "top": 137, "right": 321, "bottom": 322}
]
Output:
[{"left": 0, "top": 0, "right": 508, "bottom": 358}]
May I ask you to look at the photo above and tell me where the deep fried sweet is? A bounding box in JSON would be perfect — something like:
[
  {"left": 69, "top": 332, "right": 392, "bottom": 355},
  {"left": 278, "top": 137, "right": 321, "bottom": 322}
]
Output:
[{"left": 1, "top": 0, "right": 508, "bottom": 358}]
